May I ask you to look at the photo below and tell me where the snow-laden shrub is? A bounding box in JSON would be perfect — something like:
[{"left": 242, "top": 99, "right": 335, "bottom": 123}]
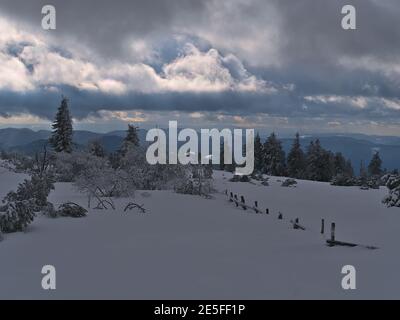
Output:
[
  {"left": 331, "top": 174, "right": 357, "bottom": 186},
  {"left": 358, "top": 176, "right": 381, "bottom": 190},
  {"left": 0, "top": 173, "right": 55, "bottom": 233},
  {"left": 174, "top": 165, "right": 213, "bottom": 196},
  {"left": 382, "top": 175, "right": 400, "bottom": 208},
  {"left": 5, "top": 174, "right": 55, "bottom": 211},
  {"left": 0, "top": 199, "right": 35, "bottom": 233},
  {"left": 121, "top": 146, "right": 188, "bottom": 190},
  {"left": 55, "top": 151, "right": 104, "bottom": 182},
  {"left": 281, "top": 178, "right": 297, "bottom": 187},
  {"left": 366, "top": 176, "right": 381, "bottom": 190},
  {"left": 57, "top": 203, "right": 87, "bottom": 218},
  {"left": 229, "top": 175, "right": 250, "bottom": 182},
  {"left": 174, "top": 177, "right": 213, "bottom": 196}
]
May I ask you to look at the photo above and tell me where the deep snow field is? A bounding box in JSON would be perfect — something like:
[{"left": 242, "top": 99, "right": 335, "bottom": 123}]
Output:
[{"left": 0, "top": 165, "right": 399, "bottom": 299}]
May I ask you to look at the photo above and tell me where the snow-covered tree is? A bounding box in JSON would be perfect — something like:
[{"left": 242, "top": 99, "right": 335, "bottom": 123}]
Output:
[
  {"left": 382, "top": 175, "right": 400, "bottom": 207},
  {"left": 254, "top": 132, "right": 264, "bottom": 173},
  {"left": 50, "top": 97, "right": 73, "bottom": 153},
  {"left": 120, "top": 124, "right": 139, "bottom": 156},
  {"left": 0, "top": 172, "right": 54, "bottom": 233},
  {"left": 368, "top": 151, "right": 383, "bottom": 176},
  {"left": 263, "top": 132, "right": 286, "bottom": 176},
  {"left": 0, "top": 199, "right": 35, "bottom": 233},
  {"left": 89, "top": 140, "right": 105, "bottom": 158},
  {"left": 287, "top": 133, "right": 305, "bottom": 178},
  {"left": 174, "top": 163, "right": 213, "bottom": 197},
  {"left": 359, "top": 160, "right": 368, "bottom": 187}
]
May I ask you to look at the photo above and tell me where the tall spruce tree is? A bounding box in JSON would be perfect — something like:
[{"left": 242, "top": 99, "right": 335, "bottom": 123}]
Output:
[
  {"left": 254, "top": 132, "right": 263, "bottom": 173},
  {"left": 50, "top": 97, "right": 73, "bottom": 153},
  {"left": 359, "top": 160, "right": 368, "bottom": 185},
  {"left": 287, "top": 133, "right": 305, "bottom": 178},
  {"left": 333, "top": 152, "right": 347, "bottom": 176},
  {"left": 263, "top": 132, "right": 286, "bottom": 176},
  {"left": 120, "top": 124, "right": 140, "bottom": 155},
  {"left": 305, "top": 139, "right": 333, "bottom": 182},
  {"left": 344, "top": 159, "right": 354, "bottom": 177},
  {"left": 368, "top": 151, "right": 382, "bottom": 176}
]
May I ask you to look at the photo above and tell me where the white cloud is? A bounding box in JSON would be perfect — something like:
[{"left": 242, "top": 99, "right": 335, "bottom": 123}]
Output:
[
  {"left": 0, "top": 17, "right": 270, "bottom": 95},
  {"left": 0, "top": 52, "right": 33, "bottom": 91},
  {"left": 304, "top": 95, "right": 368, "bottom": 109},
  {"left": 0, "top": 113, "right": 49, "bottom": 125}
]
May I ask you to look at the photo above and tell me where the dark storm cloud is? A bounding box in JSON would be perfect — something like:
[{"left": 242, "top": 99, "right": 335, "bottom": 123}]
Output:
[
  {"left": 1, "top": 86, "right": 400, "bottom": 123},
  {"left": 0, "top": 0, "right": 211, "bottom": 60}
]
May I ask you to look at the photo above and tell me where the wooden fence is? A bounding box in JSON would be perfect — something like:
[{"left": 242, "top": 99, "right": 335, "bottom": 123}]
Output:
[{"left": 224, "top": 189, "right": 378, "bottom": 250}]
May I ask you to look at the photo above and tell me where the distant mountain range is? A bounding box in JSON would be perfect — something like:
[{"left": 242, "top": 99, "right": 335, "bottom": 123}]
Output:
[
  {"left": 0, "top": 128, "right": 399, "bottom": 173},
  {"left": 0, "top": 128, "right": 147, "bottom": 155}
]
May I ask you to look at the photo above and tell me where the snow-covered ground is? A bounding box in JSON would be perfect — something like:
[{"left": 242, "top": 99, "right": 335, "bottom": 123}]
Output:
[{"left": 0, "top": 167, "right": 399, "bottom": 299}]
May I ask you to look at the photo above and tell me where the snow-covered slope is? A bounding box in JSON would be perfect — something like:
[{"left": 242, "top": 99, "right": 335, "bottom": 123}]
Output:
[{"left": 0, "top": 168, "right": 399, "bottom": 299}]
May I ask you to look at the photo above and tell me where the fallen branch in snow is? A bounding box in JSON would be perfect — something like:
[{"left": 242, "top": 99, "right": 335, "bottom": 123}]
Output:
[
  {"left": 90, "top": 187, "right": 116, "bottom": 210},
  {"left": 124, "top": 202, "right": 146, "bottom": 214}
]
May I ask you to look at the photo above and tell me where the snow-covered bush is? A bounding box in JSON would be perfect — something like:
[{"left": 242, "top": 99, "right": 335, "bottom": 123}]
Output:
[
  {"left": 382, "top": 175, "right": 400, "bottom": 208},
  {"left": 0, "top": 199, "right": 35, "bottom": 233},
  {"left": 121, "top": 146, "right": 189, "bottom": 190},
  {"left": 5, "top": 174, "right": 55, "bottom": 211},
  {"left": 75, "top": 163, "right": 132, "bottom": 198},
  {"left": 174, "top": 164, "right": 213, "bottom": 196},
  {"left": 229, "top": 175, "right": 251, "bottom": 182},
  {"left": 366, "top": 176, "right": 381, "bottom": 190},
  {"left": 281, "top": 178, "right": 297, "bottom": 187},
  {"left": 0, "top": 172, "right": 55, "bottom": 233},
  {"left": 57, "top": 203, "right": 87, "bottom": 218},
  {"left": 331, "top": 174, "right": 357, "bottom": 186},
  {"left": 54, "top": 151, "right": 93, "bottom": 182}
]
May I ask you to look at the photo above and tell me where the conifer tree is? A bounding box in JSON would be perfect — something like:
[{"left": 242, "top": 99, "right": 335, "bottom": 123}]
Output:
[
  {"left": 254, "top": 132, "right": 264, "bottom": 173},
  {"left": 263, "top": 132, "right": 286, "bottom": 176},
  {"left": 120, "top": 124, "right": 140, "bottom": 155},
  {"left": 359, "top": 160, "right": 368, "bottom": 185},
  {"left": 50, "top": 97, "right": 73, "bottom": 153},
  {"left": 333, "top": 152, "right": 347, "bottom": 176},
  {"left": 287, "top": 133, "right": 305, "bottom": 178},
  {"left": 305, "top": 139, "right": 333, "bottom": 182},
  {"left": 89, "top": 140, "right": 105, "bottom": 158},
  {"left": 368, "top": 151, "right": 383, "bottom": 176}
]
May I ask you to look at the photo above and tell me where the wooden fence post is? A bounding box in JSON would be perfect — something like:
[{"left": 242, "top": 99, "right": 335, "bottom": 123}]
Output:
[
  {"left": 321, "top": 219, "right": 325, "bottom": 234},
  {"left": 254, "top": 201, "right": 259, "bottom": 213},
  {"left": 240, "top": 196, "right": 247, "bottom": 210},
  {"left": 229, "top": 192, "right": 233, "bottom": 202},
  {"left": 330, "top": 222, "right": 335, "bottom": 243},
  {"left": 234, "top": 194, "right": 239, "bottom": 207}
]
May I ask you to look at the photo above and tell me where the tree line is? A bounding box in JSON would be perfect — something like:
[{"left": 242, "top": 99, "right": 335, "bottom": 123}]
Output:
[{"left": 221, "top": 131, "right": 389, "bottom": 184}]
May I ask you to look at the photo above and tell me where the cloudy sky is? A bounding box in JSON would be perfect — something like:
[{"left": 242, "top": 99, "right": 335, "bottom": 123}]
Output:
[{"left": 0, "top": 0, "right": 400, "bottom": 135}]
